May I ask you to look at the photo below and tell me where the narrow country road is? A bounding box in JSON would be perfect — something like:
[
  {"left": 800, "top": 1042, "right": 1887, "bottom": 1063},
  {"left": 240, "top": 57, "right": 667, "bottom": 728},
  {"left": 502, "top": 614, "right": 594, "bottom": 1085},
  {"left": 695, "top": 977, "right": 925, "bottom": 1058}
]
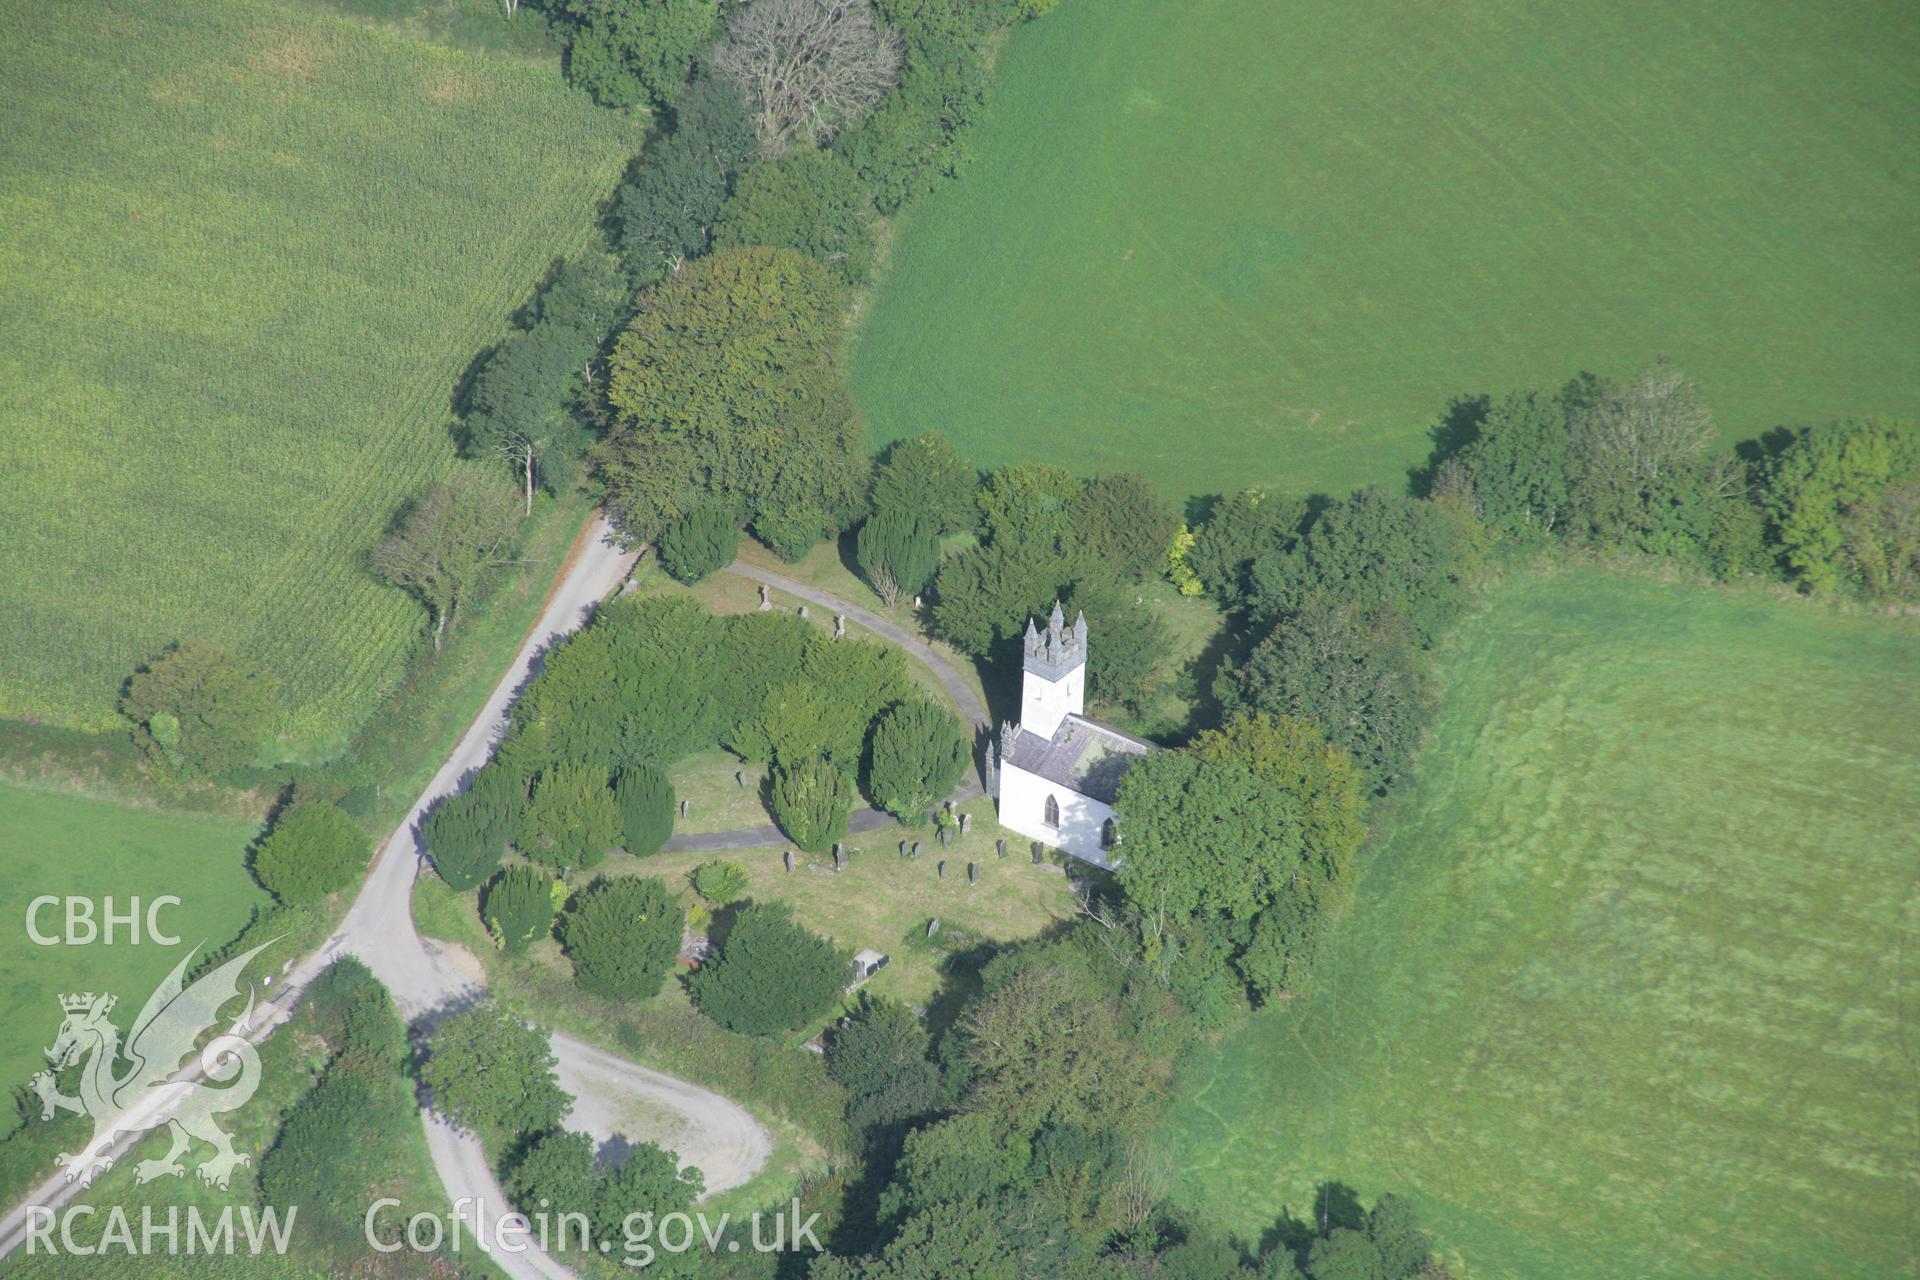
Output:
[
  {"left": 0, "top": 537, "right": 995, "bottom": 1271},
  {"left": 0, "top": 516, "right": 771, "bottom": 1279},
  {"left": 317, "top": 514, "right": 773, "bottom": 1280}
]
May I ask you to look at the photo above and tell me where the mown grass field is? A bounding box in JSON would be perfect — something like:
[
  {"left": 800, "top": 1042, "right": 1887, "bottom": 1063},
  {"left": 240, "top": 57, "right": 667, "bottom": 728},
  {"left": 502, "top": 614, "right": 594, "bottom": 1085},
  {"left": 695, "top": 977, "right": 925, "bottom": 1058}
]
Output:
[
  {"left": 0, "top": 0, "right": 633, "bottom": 749},
  {"left": 1162, "top": 570, "right": 1920, "bottom": 1279},
  {"left": 852, "top": 0, "right": 1920, "bottom": 500},
  {"left": 0, "top": 783, "right": 266, "bottom": 1093}
]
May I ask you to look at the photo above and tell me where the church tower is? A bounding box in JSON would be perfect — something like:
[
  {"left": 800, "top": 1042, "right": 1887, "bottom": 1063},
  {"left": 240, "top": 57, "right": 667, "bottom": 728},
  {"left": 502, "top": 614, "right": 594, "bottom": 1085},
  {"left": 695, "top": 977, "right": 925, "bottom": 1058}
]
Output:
[{"left": 1020, "top": 602, "right": 1087, "bottom": 738}]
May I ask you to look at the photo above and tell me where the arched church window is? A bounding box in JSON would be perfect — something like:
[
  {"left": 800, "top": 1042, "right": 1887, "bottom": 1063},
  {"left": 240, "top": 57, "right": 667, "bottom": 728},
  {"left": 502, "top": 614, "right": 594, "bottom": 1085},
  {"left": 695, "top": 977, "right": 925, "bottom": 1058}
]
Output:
[{"left": 1043, "top": 794, "right": 1060, "bottom": 829}]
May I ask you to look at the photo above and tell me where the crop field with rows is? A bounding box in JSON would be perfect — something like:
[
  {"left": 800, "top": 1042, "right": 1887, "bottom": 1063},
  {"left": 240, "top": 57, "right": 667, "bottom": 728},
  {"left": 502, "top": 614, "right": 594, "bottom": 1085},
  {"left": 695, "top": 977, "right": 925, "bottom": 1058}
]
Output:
[{"left": 0, "top": 0, "right": 632, "bottom": 750}]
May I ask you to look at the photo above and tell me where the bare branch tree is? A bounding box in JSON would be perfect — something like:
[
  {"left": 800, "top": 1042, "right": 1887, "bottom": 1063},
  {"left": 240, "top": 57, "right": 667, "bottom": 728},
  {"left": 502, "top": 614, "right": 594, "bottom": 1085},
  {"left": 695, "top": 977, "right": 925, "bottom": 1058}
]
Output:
[
  {"left": 1114, "top": 1141, "right": 1172, "bottom": 1231},
  {"left": 711, "top": 0, "right": 904, "bottom": 155},
  {"left": 868, "top": 557, "right": 899, "bottom": 608},
  {"left": 1576, "top": 360, "right": 1714, "bottom": 494},
  {"left": 372, "top": 471, "right": 522, "bottom": 648},
  {"left": 497, "top": 432, "right": 538, "bottom": 518}
]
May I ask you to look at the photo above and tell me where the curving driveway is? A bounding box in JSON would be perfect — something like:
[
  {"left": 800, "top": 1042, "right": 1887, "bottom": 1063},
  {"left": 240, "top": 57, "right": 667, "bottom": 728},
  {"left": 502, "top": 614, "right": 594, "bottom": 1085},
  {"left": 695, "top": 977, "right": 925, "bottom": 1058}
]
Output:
[
  {"left": 0, "top": 517, "right": 760, "bottom": 1278},
  {"left": 658, "top": 563, "right": 991, "bottom": 854},
  {"left": 0, "top": 530, "right": 993, "bottom": 1274}
]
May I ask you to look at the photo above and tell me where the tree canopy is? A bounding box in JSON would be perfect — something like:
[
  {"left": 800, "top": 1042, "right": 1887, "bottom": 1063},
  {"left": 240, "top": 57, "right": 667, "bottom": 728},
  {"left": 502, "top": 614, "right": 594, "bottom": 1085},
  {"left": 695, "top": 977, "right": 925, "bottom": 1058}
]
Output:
[
  {"left": 715, "top": 147, "right": 877, "bottom": 283},
  {"left": 597, "top": 246, "right": 864, "bottom": 549},
  {"left": 689, "top": 902, "right": 850, "bottom": 1034},
  {"left": 251, "top": 801, "right": 371, "bottom": 905},
  {"left": 1111, "top": 749, "right": 1304, "bottom": 923},
  {"left": 421, "top": 1005, "right": 571, "bottom": 1140},
  {"left": 556, "top": 0, "right": 720, "bottom": 111},
  {"left": 371, "top": 468, "right": 521, "bottom": 645},
  {"left": 120, "top": 641, "right": 280, "bottom": 778},
  {"left": 1766, "top": 416, "right": 1920, "bottom": 599},
  {"left": 561, "top": 875, "right": 683, "bottom": 998},
  {"left": 866, "top": 699, "right": 970, "bottom": 821}
]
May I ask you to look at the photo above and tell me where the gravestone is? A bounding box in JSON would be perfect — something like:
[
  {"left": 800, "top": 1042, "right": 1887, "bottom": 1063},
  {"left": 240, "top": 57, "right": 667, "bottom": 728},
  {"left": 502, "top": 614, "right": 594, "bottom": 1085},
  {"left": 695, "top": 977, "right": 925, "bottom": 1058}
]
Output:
[
  {"left": 996, "top": 838, "right": 1007, "bottom": 860},
  {"left": 967, "top": 862, "right": 978, "bottom": 885},
  {"left": 797, "top": 604, "right": 809, "bottom": 620},
  {"left": 783, "top": 849, "right": 795, "bottom": 875},
  {"left": 680, "top": 799, "right": 690, "bottom": 819},
  {"left": 834, "top": 614, "right": 845, "bottom": 640},
  {"left": 959, "top": 813, "right": 972, "bottom": 836},
  {"left": 937, "top": 860, "right": 946, "bottom": 880},
  {"left": 912, "top": 841, "right": 923, "bottom": 859},
  {"left": 1031, "top": 842, "right": 1044, "bottom": 865},
  {"left": 899, "top": 839, "right": 908, "bottom": 859},
  {"left": 926, "top": 918, "right": 940, "bottom": 939},
  {"left": 833, "top": 843, "right": 846, "bottom": 871},
  {"left": 758, "top": 583, "right": 771, "bottom": 611},
  {"left": 736, "top": 770, "right": 747, "bottom": 789}
]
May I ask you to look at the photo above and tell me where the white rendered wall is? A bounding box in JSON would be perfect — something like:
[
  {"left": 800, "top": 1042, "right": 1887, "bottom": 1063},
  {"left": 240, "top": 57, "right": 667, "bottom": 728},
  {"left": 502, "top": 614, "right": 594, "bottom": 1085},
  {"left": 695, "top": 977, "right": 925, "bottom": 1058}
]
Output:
[
  {"left": 998, "top": 761, "right": 1115, "bottom": 869},
  {"left": 1019, "top": 664, "right": 1085, "bottom": 739}
]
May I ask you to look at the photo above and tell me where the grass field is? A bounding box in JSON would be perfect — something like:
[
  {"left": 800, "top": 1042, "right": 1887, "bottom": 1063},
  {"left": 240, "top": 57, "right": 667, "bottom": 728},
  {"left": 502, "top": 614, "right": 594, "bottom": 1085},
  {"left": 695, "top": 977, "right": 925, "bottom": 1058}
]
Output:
[
  {"left": 1161, "top": 569, "right": 1920, "bottom": 1278},
  {"left": 0, "top": 783, "right": 266, "bottom": 1093},
  {"left": 0, "top": 0, "right": 633, "bottom": 748},
  {"left": 852, "top": 0, "right": 1920, "bottom": 500}
]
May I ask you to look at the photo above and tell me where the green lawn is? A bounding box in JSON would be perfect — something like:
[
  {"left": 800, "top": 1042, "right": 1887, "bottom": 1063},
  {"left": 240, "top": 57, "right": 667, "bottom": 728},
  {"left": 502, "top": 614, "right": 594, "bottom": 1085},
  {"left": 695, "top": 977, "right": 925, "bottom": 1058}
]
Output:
[
  {"left": 0, "top": 0, "right": 632, "bottom": 748},
  {"left": 0, "top": 783, "right": 267, "bottom": 1093},
  {"left": 1162, "top": 569, "right": 1920, "bottom": 1278},
  {"left": 852, "top": 0, "right": 1920, "bottom": 500}
]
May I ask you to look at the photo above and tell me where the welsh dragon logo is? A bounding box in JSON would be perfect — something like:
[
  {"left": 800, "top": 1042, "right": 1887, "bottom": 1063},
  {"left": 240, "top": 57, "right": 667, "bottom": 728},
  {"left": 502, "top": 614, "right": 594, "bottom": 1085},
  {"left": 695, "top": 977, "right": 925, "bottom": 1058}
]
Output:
[{"left": 29, "top": 941, "right": 273, "bottom": 1190}]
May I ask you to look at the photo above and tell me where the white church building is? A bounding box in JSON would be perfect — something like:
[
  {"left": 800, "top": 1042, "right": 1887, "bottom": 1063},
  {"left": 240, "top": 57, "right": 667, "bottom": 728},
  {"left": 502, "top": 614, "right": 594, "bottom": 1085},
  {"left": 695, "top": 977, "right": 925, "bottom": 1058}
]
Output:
[{"left": 993, "top": 603, "right": 1154, "bottom": 869}]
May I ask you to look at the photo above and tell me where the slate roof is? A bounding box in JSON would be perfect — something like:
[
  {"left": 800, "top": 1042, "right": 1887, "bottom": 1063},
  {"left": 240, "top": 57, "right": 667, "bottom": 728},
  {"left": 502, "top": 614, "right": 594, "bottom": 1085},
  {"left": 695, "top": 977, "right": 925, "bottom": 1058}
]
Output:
[{"left": 1003, "top": 714, "right": 1152, "bottom": 804}]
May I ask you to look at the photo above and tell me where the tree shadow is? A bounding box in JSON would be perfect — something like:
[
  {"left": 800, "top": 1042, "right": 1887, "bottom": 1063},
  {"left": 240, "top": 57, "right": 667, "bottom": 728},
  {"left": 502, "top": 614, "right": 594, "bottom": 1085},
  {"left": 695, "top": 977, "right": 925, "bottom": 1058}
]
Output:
[
  {"left": 920, "top": 941, "right": 998, "bottom": 1046},
  {"left": 1735, "top": 424, "right": 1799, "bottom": 470},
  {"left": 1256, "top": 1203, "right": 1319, "bottom": 1266},
  {"left": 1407, "top": 392, "right": 1490, "bottom": 497}
]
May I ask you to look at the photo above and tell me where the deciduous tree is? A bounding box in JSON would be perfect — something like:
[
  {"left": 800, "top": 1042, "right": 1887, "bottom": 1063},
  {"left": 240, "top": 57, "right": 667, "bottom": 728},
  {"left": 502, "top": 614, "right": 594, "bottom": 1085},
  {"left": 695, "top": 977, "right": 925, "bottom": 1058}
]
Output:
[
  {"left": 557, "top": 0, "right": 720, "bottom": 110},
  {"left": 597, "top": 247, "right": 862, "bottom": 543},
  {"left": 1226, "top": 600, "right": 1430, "bottom": 795},
  {"left": 1111, "top": 750, "right": 1303, "bottom": 923},
  {"left": 372, "top": 469, "right": 522, "bottom": 646},
  {"left": 1247, "top": 488, "right": 1469, "bottom": 646},
  {"left": 120, "top": 641, "right": 281, "bottom": 778},
  {"left": 617, "top": 75, "right": 758, "bottom": 280},
  {"left": 1188, "top": 712, "right": 1366, "bottom": 907},
  {"left": 715, "top": 147, "right": 877, "bottom": 282},
  {"left": 1765, "top": 416, "right": 1920, "bottom": 599},
  {"left": 712, "top": 0, "right": 904, "bottom": 155},
  {"left": 421, "top": 1005, "right": 571, "bottom": 1139}
]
